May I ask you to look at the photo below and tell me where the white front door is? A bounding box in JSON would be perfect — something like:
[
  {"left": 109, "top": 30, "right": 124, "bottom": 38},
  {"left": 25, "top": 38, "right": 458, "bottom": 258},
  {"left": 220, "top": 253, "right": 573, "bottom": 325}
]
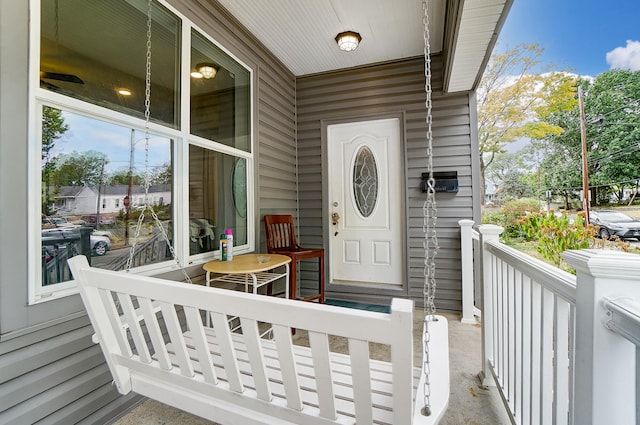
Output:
[{"left": 327, "top": 118, "right": 403, "bottom": 286}]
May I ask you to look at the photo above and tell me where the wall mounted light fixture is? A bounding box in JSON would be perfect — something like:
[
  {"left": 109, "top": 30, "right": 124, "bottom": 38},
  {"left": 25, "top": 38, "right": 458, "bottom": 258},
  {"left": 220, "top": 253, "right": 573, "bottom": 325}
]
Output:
[
  {"left": 335, "top": 31, "right": 362, "bottom": 52},
  {"left": 191, "top": 63, "right": 220, "bottom": 79}
]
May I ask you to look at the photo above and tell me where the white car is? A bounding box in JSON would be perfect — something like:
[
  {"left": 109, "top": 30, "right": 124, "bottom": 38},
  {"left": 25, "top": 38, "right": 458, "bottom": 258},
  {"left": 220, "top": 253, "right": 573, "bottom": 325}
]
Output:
[{"left": 42, "top": 227, "right": 111, "bottom": 256}]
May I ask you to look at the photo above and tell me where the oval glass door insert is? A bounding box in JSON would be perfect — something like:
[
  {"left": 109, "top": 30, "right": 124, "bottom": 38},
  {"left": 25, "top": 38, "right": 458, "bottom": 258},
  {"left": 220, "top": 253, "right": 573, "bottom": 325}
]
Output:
[{"left": 352, "top": 146, "right": 379, "bottom": 217}]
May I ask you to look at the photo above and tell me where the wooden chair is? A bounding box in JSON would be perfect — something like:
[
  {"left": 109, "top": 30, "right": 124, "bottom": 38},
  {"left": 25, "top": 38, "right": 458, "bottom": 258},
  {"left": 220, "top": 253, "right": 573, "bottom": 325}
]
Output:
[{"left": 264, "top": 214, "right": 324, "bottom": 303}]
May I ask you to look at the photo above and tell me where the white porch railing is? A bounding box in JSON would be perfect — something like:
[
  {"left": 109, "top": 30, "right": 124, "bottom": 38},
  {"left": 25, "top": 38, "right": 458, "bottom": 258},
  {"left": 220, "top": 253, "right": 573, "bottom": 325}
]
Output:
[
  {"left": 461, "top": 222, "right": 640, "bottom": 425},
  {"left": 459, "top": 219, "right": 480, "bottom": 324}
]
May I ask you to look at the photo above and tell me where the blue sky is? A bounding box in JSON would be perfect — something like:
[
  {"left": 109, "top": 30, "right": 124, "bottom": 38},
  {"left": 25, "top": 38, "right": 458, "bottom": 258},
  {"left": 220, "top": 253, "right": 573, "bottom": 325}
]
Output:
[
  {"left": 54, "top": 111, "right": 172, "bottom": 176},
  {"left": 498, "top": 0, "right": 640, "bottom": 77}
]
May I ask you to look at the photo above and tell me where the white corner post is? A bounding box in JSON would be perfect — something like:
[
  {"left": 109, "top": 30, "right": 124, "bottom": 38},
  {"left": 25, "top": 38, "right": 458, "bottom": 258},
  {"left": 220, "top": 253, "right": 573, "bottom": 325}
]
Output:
[
  {"left": 459, "top": 219, "right": 476, "bottom": 324},
  {"left": 478, "top": 224, "right": 504, "bottom": 387},
  {"left": 563, "top": 249, "right": 640, "bottom": 425}
]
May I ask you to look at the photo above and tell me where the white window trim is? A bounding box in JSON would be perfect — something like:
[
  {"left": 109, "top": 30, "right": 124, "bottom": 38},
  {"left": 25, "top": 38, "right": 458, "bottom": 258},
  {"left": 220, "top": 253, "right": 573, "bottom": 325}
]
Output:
[{"left": 28, "top": 0, "right": 255, "bottom": 304}]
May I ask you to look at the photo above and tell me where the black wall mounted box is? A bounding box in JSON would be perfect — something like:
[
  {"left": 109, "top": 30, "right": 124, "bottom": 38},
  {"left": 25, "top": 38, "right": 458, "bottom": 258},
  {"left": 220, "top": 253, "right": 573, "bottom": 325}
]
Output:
[{"left": 421, "top": 171, "right": 458, "bottom": 193}]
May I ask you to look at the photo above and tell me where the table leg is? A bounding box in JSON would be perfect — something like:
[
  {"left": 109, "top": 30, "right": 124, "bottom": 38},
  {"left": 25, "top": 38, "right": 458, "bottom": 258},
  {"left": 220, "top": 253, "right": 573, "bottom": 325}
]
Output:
[
  {"left": 284, "top": 263, "right": 290, "bottom": 299},
  {"left": 206, "top": 271, "right": 211, "bottom": 327}
]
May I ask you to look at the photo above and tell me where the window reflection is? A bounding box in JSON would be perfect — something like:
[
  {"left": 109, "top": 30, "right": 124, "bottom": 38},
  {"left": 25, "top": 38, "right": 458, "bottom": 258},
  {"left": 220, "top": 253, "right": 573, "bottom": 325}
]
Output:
[
  {"left": 41, "top": 106, "right": 173, "bottom": 286},
  {"left": 189, "top": 145, "right": 248, "bottom": 255},
  {"left": 40, "top": 0, "right": 180, "bottom": 127},
  {"left": 190, "top": 29, "right": 250, "bottom": 151}
]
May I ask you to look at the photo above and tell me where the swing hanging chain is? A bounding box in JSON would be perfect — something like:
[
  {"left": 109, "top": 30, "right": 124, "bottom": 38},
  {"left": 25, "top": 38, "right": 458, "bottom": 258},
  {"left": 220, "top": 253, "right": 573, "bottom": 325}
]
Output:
[
  {"left": 125, "top": 0, "right": 192, "bottom": 284},
  {"left": 421, "top": 0, "right": 439, "bottom": 417}
]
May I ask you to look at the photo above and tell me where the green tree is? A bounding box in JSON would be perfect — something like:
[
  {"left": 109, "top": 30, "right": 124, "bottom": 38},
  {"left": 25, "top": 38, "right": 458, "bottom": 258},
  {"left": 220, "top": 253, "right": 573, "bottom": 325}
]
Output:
[
  {"left": 41, "top": 106, "right": 69, "bottom": 215},
  {"left": 52, "top": 150, "right": 109, "bottom": 187},
  {"left": 148, "top": 162, "right": 172, "bottom": 185},
  {"left": 584, "top": 70, "right": 640, "bottom": 201},
  {"left": 107, "top": 170, "right": 144, "bottom": 186},
  {"left": 536, "top": 70, "right": 640, "bottom": 206},
  {"left": 477, "top": 43, "right": 578, "bottom": 203},
  {"left": 486, "top": 152, "right": 538, "bottom": 199}
]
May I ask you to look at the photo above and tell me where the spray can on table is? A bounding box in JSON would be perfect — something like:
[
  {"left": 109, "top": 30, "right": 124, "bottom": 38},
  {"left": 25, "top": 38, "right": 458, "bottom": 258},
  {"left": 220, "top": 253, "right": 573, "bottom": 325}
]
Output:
[
  {"left": 225, "top": 229, "right": 234, "bottom": 261},
  {"left": 220, "top": 233, "right": 228, "bottom": 261}
]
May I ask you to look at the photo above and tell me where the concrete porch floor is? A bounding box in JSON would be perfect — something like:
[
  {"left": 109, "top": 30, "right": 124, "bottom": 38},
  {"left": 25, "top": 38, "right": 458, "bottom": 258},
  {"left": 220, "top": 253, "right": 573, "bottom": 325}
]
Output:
[{"left": 110, "top": 311, "right": 511, "bottom": 425}]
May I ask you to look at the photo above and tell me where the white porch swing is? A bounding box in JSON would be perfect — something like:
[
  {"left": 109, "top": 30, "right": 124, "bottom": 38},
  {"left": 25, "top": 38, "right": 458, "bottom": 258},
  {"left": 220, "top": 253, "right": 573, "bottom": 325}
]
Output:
[{"left": 68, "top": 0, "right": 449, "bottom": 423}]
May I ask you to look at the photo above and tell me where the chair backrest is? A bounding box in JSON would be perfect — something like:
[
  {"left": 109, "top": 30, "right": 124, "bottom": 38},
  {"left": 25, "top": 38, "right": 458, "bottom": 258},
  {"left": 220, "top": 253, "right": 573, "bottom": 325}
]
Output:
[{"left": 264, "top": 214, "right": 299, "bottom": 251}]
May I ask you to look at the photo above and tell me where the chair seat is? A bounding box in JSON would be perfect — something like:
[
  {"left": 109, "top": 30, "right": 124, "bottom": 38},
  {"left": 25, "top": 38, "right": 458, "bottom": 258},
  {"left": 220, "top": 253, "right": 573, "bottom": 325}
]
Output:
[{"left": 264, "top": 214, "right": 324, "bottom": 303}]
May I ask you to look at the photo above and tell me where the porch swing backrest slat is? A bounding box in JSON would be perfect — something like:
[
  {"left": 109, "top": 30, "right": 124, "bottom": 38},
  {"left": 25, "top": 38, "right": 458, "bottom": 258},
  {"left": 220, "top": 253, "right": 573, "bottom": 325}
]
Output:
[{"left": 68, "top": 255, "right": 447, "bottom": 425}]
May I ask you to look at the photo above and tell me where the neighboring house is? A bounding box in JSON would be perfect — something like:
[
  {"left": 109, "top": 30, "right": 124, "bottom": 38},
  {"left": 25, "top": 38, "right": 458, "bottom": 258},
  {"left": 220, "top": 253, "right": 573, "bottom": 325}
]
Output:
[
  {"left": 47, "top": 185, "right": 97, "bottom": 214},
  {"left": 0, "top": 0, "right": 512, "bottom": 423},
  {"left": 48, "top": 184, "right": 171, "bottom": 216}
]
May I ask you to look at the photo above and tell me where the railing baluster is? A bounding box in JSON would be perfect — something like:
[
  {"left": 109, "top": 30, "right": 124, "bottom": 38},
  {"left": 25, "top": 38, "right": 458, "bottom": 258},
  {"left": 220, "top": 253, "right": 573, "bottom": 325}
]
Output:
[
  {"left": 521, "top": 274, "right": 532, "bottom": 424},
  {"left": 554, "top": 296, "right": 570, "bottom": 425},
  {"left": 540, "top": 287, "right": 554, "bottom": 424},
  {"left": 514, "top": 269, "right": 523, "bottom": 421},
  {"left": 530, "top": 279, "right": 542, "bottom": 425},
  {"left": 508, "top": 264, "right": 516, "bottom": 411}
]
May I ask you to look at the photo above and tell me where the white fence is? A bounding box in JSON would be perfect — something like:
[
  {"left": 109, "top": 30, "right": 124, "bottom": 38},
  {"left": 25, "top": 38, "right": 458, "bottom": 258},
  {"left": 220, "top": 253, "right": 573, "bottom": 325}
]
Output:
[{"left": 461, "top": 222, "right": 640, "bottom": 425}]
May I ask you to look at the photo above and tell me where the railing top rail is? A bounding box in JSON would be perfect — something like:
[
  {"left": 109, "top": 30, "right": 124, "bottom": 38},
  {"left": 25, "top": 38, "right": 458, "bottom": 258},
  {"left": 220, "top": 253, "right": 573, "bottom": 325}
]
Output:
[
  {"left": 602, "top": 297, "right": 640, "bottom": 347},
  {"left": 485, "top": 239, "right": 577, "bottom": 304}
]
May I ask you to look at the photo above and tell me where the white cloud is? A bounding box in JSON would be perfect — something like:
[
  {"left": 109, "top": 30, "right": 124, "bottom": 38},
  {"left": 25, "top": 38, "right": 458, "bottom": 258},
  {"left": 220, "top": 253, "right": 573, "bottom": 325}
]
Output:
[{"left": 606, "top": 40, "right": 640, "bottom": 71}]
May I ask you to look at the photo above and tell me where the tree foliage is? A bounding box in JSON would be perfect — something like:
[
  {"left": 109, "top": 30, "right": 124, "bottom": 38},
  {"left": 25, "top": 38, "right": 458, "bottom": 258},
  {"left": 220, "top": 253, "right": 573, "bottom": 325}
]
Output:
[
  {"left": 478, "top": 43, "right": 578, "bottom": 202},
  {"left": 107, "top": 170, "right": 144, "bottom": 186},
  {"left": 536, "top": 69, "right": 640, "bottom": 205},
  {"left": 41, "top": 107, "right": 69, "bottom": 214},
  {"left": 486, "top": 152, "right": 538, "bottom": 199},
  {"left": 52, "top": 150, "right": 109, "bottom": 187}
]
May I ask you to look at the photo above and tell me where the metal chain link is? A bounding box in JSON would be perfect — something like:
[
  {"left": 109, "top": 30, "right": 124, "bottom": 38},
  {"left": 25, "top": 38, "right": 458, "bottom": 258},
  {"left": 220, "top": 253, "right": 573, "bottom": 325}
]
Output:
[
  {"left": 125, "top": 0, "right": 191, "bottom": 284},
  {"left": 421, "top": 0, "right": 439, "bottom": 417}
]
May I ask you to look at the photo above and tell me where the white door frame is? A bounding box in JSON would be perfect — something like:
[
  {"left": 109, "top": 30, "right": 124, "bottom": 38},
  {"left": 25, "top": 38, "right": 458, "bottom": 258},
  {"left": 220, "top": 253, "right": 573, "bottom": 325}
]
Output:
[{"left": 321, "top": 113, "right": 408, "bottom": 296}]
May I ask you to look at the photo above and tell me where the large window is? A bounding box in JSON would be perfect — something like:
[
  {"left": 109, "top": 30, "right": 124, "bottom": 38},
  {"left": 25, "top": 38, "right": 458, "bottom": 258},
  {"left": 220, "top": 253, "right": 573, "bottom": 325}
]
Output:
[
  {"left": 32, "top": 0, "right": 253, "bottom": 303},
  {"left": 40, "top": 0, "right": 180, "bottom": 127}
]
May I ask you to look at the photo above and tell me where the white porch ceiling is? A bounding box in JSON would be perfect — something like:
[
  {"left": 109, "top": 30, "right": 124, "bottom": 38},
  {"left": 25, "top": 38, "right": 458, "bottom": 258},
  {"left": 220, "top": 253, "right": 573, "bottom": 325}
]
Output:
[{"left": 215, "top": 0, "right": 511, "bottom": 92}]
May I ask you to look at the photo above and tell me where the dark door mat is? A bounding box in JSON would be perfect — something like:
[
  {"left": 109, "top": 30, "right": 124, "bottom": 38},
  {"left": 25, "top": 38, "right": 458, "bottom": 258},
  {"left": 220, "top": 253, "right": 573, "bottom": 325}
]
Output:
[{"left": 325, "top": 299, "right": 391, "bottom": 313}]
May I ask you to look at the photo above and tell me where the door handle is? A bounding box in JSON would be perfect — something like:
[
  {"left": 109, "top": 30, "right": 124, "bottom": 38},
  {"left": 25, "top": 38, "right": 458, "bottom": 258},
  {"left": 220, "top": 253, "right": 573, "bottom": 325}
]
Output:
[{"left": 331, "top": 212, "right": 340, "bottom": 236}]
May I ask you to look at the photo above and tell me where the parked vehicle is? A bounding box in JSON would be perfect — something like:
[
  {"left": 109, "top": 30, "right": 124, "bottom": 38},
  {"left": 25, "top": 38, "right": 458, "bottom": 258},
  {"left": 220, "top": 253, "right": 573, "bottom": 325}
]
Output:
[
  {"left": 590, "top": 210, "right": 640, "bottom": 241},
  {"left": 42, "top": 216, "right": 77, "bottom": 228},
  {"left": 42, "top": 228, "right": 111, "bottom": 256},
  {"left": 80, "top": 215, "right": 116, "bottom": 226}
]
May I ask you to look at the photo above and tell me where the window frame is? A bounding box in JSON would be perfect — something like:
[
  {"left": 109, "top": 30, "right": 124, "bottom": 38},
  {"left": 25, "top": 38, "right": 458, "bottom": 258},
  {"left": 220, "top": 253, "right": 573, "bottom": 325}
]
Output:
[{"left": 28, "top": 0, "right": 255, "bottom": 304}]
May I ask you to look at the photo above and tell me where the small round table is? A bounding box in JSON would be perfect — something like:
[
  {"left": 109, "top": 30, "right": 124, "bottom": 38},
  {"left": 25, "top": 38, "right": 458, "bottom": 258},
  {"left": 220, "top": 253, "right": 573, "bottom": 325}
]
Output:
[{"left": 203, "top": 253, "right": 291, "bottom": 298}]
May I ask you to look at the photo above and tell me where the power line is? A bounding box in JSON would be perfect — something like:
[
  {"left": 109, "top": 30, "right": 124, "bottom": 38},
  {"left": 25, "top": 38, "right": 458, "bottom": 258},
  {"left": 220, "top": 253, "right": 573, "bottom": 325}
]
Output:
[
  {"left": 543, "top": 176, "right": 640, "bottom": 193},
  {"left": 587, "top": 142, "right": 640, "bottom": 166}
]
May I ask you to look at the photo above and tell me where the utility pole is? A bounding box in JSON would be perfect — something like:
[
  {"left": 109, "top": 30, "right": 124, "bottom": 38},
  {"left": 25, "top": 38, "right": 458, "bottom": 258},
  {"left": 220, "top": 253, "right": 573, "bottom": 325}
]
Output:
[
  {"left": 578, "top": 87, "right": 590, "bottom": 225},
  {"left": 125, "top": 129, "right": 135, "bottom": 245}
]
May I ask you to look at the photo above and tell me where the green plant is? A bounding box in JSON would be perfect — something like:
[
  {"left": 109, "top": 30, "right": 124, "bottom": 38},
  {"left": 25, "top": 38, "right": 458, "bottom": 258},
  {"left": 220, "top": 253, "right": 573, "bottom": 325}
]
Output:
[
  {"left": 519, "top": 210, "right": 596, "bottom": 271},
  {"left": 482, "top": 198, "right": 541, "bottom": 240}
]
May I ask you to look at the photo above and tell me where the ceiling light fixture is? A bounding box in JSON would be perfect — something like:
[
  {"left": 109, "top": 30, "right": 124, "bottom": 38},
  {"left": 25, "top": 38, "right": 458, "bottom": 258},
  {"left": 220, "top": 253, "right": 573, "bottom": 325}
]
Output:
[
  {"left": 335, "top": 31, "right": 362, "bottom": 52},
  {"left": 117, "top": 88, "right": 132, "bottom": 96},
  {"left": 192, "top": 63, "right": 220, "bottom": 79}
]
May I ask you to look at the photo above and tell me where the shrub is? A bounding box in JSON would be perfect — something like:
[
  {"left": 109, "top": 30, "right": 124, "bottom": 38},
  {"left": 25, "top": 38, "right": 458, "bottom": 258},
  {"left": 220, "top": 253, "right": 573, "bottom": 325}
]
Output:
[
  {"left": 519, "top": 210, "right": 596, "bottom": 270},
  {"left": 482, "top": 198, "right": 541, "bottom": 240}
]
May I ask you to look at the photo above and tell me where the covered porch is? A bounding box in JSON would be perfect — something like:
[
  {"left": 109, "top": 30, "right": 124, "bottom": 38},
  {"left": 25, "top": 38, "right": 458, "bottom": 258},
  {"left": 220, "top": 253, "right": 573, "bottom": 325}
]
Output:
[
  {"left": 0, "top": 0, "right": 524, "bottom": 423},
  {"left": 112, "top": 222, "right": 640, "bottom": 425}
]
